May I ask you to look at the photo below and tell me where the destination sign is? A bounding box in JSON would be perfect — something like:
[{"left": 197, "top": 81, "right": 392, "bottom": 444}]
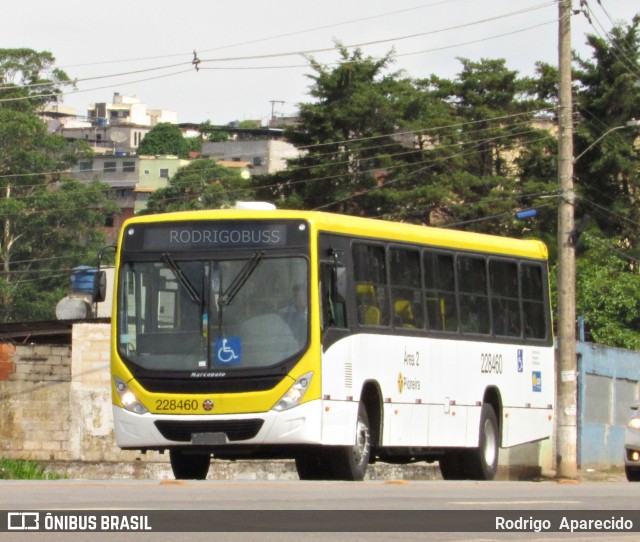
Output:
[{"left": 123, "top": 220, "right": 309, "bottom": 252}]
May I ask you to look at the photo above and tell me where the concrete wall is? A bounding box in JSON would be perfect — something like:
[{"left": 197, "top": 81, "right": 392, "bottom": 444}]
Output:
[
  {"left": 577, "top": 342, "right": 640, "bottom": 468},
  {"left": 0, "top": 342, "right": 73, "bottom": 460},
  {"left": 0, "top": 324, "right": 154, "bottom": 463},
  {"left": 202, "top": 139, "right": 300, "bottom": 175}
]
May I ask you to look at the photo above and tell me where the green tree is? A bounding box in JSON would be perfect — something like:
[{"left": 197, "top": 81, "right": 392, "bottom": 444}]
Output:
[
  {"left": 573, "top": 16, "right": 640, "bottom": 246},
  {"left": 255, "top": 47, "right": 414, "bottom": 216},
  {"left": 575, "top": 234, "right": 640, "bottom": 350},
  {"left": 420, "top": 59, "right": 557, "bottom": 240},
  {"left": 137, "top": 122, "right": 190, "bottom": 158},
  {"left": 0, "top": 49, "right": 116, "bottom": 322},
  {"left": 142, "top": 159, "right": 253, "bottom": 214},
  {"left": 567, "top": 17, "right": 640, "bottom": 348},
  {"left": 0, "top": 48, "right": 73, "bottom": 112}
]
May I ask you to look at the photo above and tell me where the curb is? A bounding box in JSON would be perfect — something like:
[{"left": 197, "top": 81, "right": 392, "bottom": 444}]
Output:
[{"left": 39, "top": 460, "right": 557, "bottom": 482}]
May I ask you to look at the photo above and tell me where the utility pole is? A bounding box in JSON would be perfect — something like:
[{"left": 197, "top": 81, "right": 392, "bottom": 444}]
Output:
[
  {"left": 269, "top": 100, "right": 285, "bottom": 123},
  {"left": 556, "top": 0, "right": 577, "bottom": 479}
]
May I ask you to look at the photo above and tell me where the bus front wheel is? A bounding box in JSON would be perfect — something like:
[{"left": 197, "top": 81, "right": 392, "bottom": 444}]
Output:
[
  {"left": 328, "top": 402, "right": 371, "bottom": 481},
  {"left": 169, "top": 449, "right": 211, "bottom": 480}
]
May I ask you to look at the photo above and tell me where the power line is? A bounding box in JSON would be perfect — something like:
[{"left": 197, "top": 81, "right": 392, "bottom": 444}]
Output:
[
  {"left": 197, "top": 3, "right": 556, "bottom": 65},
  {"left": 0, "top": 68, "right": 194, "bottom": 104},
  {"left": 0, "top": 107, "right": 559, "bottom": 182},
  {"left": 580, "top": 1, "right": 640, "bottom": 81},
  {"left": 0, "top": 127, "right": 556, "bottom": 208},
  {"left": 56, "top": 0, "right": 465, "bottom": 69},
  {"left": 0, "top": 62, "right": 191, "bottom": 92}
]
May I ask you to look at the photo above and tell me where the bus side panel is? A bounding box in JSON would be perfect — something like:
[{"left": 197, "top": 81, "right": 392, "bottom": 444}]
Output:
[
  {"left": 320, "top": 400, "right": 359, "bottom": 445},
  {"left": 427, "top": 405, "right": 479, "bottom": 448},
  {"left": 502, "top": 408, "right": 554, "bottom": 448},
  {"left": 322, "top": 334, "right": 554, "bottom": 450}
]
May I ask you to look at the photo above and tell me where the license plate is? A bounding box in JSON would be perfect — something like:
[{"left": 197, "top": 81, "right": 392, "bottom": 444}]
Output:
[{"left": 192, "top": 432, "right": 228, "bottom": 445}]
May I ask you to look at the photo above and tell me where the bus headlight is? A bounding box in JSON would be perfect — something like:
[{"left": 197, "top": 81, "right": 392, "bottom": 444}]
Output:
[
  {"left": 272, "top": 372, "right": 313, "bottom": 412},
  {"left": 114, "top": 376, "right": 148, "bottom": 415}
]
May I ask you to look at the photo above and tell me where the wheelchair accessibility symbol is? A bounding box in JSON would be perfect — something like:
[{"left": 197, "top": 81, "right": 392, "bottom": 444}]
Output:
[{"left": 215, "top": 337, "right": 241, "bottom": 365}]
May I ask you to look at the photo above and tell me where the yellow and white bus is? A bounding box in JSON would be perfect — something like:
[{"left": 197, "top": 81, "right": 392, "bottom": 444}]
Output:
[{"left": 111, "top": 208, "right": 554, "bottom": 480}]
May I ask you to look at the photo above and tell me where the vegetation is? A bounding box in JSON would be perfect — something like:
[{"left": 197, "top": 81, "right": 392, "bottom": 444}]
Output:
[
  {"left": 0, "top": 48, "right": 118, "bottom": 322},
  {"left": 136, "top": 122, "right": 191, "bottom": 158},
  {"left": 0, "top": 458, "right": 64, "bottom": 480},
  {"left": 141, "top": 159, "right": 253, "bottom": 214}
]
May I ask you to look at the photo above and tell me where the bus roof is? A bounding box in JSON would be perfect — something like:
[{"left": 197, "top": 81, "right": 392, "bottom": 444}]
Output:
[{"left": 122, "top": 209, "right": 548, "bottom": 260}]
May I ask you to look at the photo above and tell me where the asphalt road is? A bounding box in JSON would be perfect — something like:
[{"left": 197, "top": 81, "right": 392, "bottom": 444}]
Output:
[{"left": 1, "top": 479, "right": 639, "bottom": 541}]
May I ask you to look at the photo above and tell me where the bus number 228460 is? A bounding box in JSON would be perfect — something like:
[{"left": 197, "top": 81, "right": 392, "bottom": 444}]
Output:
[{"left": 480, "top": 353, "right": 503, "bottom": 374}]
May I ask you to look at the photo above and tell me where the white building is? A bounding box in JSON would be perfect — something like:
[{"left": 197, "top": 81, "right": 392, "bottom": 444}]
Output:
[{"left": 49, "top": 93, "right": 178, "bottom": 154}]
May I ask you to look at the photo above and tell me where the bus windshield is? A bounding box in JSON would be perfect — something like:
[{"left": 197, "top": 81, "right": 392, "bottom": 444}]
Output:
[{"left": 117, "top": 255, "right": 308, "bottom": 373}]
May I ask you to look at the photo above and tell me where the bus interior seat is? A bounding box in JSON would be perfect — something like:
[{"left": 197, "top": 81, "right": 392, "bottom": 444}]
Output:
[
  {"left": 356, "top": 284, "right": 381, "bottom": 326},
  {"left": 362, "top": 305, "right": 381, "bottom": 326},
  {"left": 394, "top": 299, "right": 415, "bottom": 328}
]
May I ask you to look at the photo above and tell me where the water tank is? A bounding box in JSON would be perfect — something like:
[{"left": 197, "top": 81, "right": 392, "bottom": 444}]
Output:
[
  {"left": 55, "top": 296, "right": 93, "bottom": 320},
  {"left": 70, "top": 266, "right": 99, "bottom": 295}
]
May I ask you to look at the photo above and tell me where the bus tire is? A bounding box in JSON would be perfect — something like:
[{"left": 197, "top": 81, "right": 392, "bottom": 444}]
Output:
[
  {"left": 328, "top": 402, "right": 371, "bottom": 481},
  {"left": 466, "top": 403, "right": 499, "bottom": 480},
  {"left": 169, "top": 449, "right": 211, "bottom": 480},
  {"left": 295, "top": 449, "right": 327, "bottom": 480},
  {"left": 438, "top": 451, "right": 466, "bottom": 480}
]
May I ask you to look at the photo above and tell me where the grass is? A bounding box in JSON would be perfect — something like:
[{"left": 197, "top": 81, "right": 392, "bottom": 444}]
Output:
[{"left": 0, "top": 458, "right": 65, "bottom": 480}]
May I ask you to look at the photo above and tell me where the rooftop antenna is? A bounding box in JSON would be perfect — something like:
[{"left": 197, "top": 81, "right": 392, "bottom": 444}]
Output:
[{"left": 109, "top": 130, "right": 127, "bottom": 153}]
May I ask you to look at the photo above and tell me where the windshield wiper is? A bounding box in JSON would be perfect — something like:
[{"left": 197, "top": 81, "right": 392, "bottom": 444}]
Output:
[
  {"left": 218, "top": 251, "right": 263, "bottom": 308},
  {"left": 161, "top": 253, "right": 201, "bottom": 305}
]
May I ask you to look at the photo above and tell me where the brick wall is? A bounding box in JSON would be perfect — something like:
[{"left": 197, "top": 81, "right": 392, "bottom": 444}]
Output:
[
  {"left": 0, "top": 343, "right": 15, "bottom": 380},
  {"left": 0, "top": 323, "right": 161, "bottom": 463},
  {"left": 0, "top": 343, "right": 73, "bottom": 460}
]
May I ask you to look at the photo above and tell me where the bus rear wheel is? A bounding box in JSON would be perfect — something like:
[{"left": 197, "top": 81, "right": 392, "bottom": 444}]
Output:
[
  {"left": 466, "top": 403, "right": 499, "bottom": 480},
  {"left": 439, "top": 404, "right": 499, "bottom": 481},
  {"left": 169, "top": 449, "right": 211, "bottom": 480},
  {"left": 438, "top": 451, "right": 467, "bottom": 480}
]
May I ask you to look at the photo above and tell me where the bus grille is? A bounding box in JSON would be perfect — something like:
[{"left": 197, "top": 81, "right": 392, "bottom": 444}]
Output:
[{"left": 154, "top": 419, "right": 264, "bottom": 442}]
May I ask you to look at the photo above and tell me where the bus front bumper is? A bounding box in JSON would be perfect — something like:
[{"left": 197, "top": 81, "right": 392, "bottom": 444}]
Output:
[{"left": 112, "top": 399, "right": 340, "bottom": 450}]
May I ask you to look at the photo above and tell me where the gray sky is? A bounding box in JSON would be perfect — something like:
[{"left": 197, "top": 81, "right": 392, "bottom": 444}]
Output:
[{"left": 2, "top": 0, "right": 638, "bottom": 124}]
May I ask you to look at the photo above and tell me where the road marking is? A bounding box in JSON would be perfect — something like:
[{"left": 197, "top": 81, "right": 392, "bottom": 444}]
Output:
[{"left": 450, "top": 500, "right": 581, "bottom": 505}]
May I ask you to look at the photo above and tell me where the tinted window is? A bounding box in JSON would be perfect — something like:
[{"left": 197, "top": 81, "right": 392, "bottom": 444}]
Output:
[
  {"left": 457, "top": 256, "right": 489, "bottom": 335},
  {"left": 424, "top": 252, "right": 457, "bottom": 332},
  {"left": 389, "top": 248, "right": 424, "bottom": 329},
  {"left": 521, "top": 264, "right": 547, "bottom": 339},
  {"left": 353, "top": 244, "right": 389, "bottom": 326},
  {"left": 489, "top": 260, "right": 521, "bottom": 337}
]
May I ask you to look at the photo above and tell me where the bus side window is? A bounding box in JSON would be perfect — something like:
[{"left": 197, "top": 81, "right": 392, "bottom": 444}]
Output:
[
  {"left": 521, "top": 264, "right": 547, "bottom": 339},
  {"left": 352, "top": 243, "right": 389, "bottom": 326},
  {"left": 457, "top": 255, "right": 490, "bottom": 335},
  {"left": 320, "top": 263, "right": 347, "bottom": 329},
  {"left": 489, "top": 260, "right": 521, "bottom": 337},
  {"left": 424, "top": 251, "right": 458, "bottom": 332},
  {"left": 389, "top": 247, "right": 423, "bottom": 329}
]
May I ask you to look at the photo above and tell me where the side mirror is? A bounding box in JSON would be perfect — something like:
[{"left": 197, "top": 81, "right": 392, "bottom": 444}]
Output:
[{"left": 93, "top": 270, "right": 107, "bottom": 303}]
